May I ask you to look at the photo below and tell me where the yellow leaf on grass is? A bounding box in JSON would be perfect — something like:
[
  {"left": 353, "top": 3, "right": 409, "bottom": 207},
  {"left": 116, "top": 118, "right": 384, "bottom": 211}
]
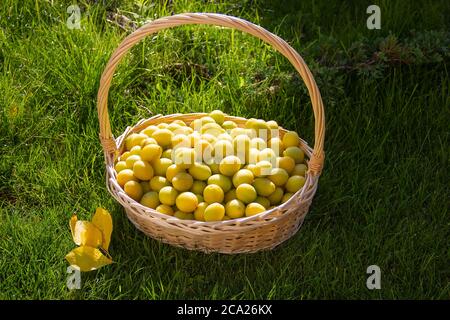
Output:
[
  {"left": 69, "top": 215, "right": 78, "bottom": 239},
  {"left": 92, "top": 208, "right": 113, "bottom": 251},
  {"left": 66, "top": 208, "right": 114, "bottom": 272},
  {"left": 65, "top": 246, "right": 113, "bottom": 272},
  {"left": 72, "top": 221, "right": 103, "bottom": 248}
]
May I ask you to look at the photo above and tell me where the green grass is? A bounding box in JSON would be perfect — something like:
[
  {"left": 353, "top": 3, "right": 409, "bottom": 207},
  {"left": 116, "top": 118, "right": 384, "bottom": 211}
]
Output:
[{"left": 1, "top": 0, "right": 449, "bottom": 299}]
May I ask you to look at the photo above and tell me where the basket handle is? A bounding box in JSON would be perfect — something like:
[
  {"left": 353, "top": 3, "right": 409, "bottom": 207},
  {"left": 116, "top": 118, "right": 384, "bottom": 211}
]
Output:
[{"left": 97, "top": 13, "right": 325, "bottom": 175}]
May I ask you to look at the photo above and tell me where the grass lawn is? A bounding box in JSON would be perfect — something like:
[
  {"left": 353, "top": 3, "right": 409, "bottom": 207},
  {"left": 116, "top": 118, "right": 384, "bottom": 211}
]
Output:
[{"left": 0, "top": 0, "right": 449, "bottom": 299}]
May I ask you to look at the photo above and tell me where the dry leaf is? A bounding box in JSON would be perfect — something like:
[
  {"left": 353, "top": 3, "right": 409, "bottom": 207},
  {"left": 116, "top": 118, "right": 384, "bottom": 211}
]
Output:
[
  {"left": 72, "top": 221, "right": 103, "bottom": 248},
  {"left": 66, "top": 208, "right": 114, "bottom": 272},
  {"left": 65, "top": 246, "right": 113, "bottom": 272},
  {"left": 69, "top": 215, "right": 78, "bottom": 240},
  {"left": 92, "top": 208, "right": 113, "bottom": 251}
]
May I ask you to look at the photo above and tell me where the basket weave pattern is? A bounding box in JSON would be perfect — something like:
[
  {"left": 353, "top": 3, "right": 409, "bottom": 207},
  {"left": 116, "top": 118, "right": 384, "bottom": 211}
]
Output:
[{"left": 97, "top": 13, "right": 325, "bottom": 254}]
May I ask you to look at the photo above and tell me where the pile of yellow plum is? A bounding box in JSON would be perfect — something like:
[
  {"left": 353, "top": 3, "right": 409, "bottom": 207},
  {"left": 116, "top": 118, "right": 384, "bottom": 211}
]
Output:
[{"left": 114, "top": 110, "right": 307, "bottom": 221}]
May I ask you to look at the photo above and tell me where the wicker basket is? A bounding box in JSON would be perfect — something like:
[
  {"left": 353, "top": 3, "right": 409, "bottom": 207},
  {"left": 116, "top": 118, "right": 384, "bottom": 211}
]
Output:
[{"left": 97, "top": 13, "right": 325, "bottom": 254}]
